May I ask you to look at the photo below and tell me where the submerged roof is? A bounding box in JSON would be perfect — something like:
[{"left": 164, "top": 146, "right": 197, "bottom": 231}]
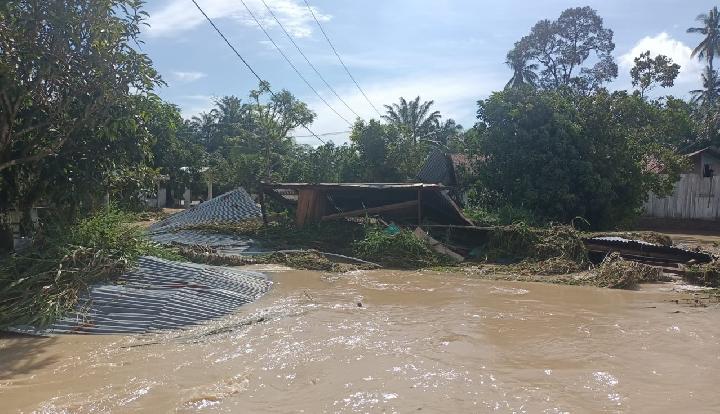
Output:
[{"left": 14, "top": 257, "right": 271, "bottom": 335}]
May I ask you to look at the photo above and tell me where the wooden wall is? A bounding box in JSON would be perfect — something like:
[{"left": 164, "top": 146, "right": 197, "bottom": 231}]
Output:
[{"left": 643, "top": 174, "right": 720, "bottom": 220}]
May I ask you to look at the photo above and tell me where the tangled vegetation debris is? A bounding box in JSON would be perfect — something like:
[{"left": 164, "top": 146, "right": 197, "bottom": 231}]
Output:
[
  {"left": 353, "top": 227, "right": 449, "bottom": 268},
  {"left": 0, "top": 209, "right": 178, "bottom": 329},
  {"left": 174, "top": 244, "right": 370, "bottom": 272},
  {"left": 480, "top": 224, "right": 587, "bottom": 265},
  {"left": 177, "top": 220, "right": 448, "bottom": 269},
  {"left": 684, "top": 261, "right": 720, "bottom": 287},
  {"left": 588, "top": 252, "right": 664, "bottom": 289}
]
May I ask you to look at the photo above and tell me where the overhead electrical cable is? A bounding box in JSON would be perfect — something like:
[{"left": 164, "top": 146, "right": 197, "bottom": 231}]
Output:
[
  {"left": 259, "top": 0, "right": 362, "bottom": 120},
  {"left": 303, "top": 0, "right": 383, "bottom": 117},
  {"left": 292, "top": 130, "right": 351, "bottom": 138},
  {"left": 189, "top": 0, "right": 326, "bottom": 144},
  {"left": 238, "top": 0, "right": 353, "bottom": 127}
]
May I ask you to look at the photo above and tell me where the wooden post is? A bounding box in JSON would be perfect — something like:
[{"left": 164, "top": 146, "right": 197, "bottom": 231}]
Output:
[
  {"left": 260, "top": 189, "right": 268, "bottom": 225},
  {"left": 417, "top": 185, "right": 423, "bottom": 225}
]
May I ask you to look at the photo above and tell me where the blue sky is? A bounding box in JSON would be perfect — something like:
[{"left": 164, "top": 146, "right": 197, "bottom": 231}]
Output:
[{"left": 141, "top": 0, "right": 715, "bottom": 145}]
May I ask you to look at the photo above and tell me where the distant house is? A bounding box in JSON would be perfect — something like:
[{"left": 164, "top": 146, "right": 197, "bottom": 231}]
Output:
[{"left": 644, "top": 147, "right": 720, "bottom": 220}]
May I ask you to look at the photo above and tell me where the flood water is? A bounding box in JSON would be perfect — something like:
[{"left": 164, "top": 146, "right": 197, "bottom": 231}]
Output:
[{"left": 2, "top": 267, "right": 719, "bottom": 413}]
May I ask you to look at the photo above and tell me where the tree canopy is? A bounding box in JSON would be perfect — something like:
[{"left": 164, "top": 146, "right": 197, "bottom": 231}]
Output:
[
  {"left": 0, "top": 0, "right": 161, "bottom": 216},
  {"left": 509, "top": 6, "right": 618, "bottom": 92}
]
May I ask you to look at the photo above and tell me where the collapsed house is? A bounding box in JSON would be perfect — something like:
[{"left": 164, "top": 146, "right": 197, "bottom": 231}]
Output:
[{"left": 263, "top": 182, "right": 472, "bottom": 227}]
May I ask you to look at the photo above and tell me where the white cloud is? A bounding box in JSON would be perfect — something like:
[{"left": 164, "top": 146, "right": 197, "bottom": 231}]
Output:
[
  {"left": 619, "top": 32, "right": 703, "bottom": 85},
  {"left": 294, "top": 70, "right": 506, "bottom": 146},
  {"left": 146, "top": 0, "right": 330, "bottom": 38},
  {"left": 171, "top": 71, "right": 207, "bottom": 82}
]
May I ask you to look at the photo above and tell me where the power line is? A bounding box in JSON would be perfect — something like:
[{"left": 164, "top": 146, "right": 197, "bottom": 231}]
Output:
[
  {"left": 303, "top": 0, "right": 383, "bottom": 118},
  {"left": 292, "top": 130, "right": 351, "bottom": 138},
  {"left": 238, "top": 0, "right": 353, "bottom": 127},
  {"left": 260, "top": 0, "right": 362, "bottom": 120},
  {"left": 189, "top": 0, "right": 326, "bottom": 145}
]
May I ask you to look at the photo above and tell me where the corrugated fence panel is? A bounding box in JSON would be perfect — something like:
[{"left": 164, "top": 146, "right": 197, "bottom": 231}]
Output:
[{"left": 643, "top": 174, "right": 720, "bottom": 220}]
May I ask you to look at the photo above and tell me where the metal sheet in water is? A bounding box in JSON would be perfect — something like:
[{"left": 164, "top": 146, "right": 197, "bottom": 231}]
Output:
[{"left": 13, "top": 256, "right": 271, "bottom": 335}]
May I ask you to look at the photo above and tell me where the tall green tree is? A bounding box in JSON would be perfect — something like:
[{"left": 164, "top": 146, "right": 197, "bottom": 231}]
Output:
[
  {"left": 691, "top": 67, "right": 720, "bottom": 107},
  {"left": 0, "top": 0, "right": 161, "bottom": 236},
  {"left": 630, "top": 51, "right": 681, "bottom": 98},
  {"left": 509, "top": 6, "right": 617, "bottom": 92},
  {"left": 382, "top": 97, "right": 441, "bottom": 143},
  {"left": 0, "top": 0, "right": 160, "bottom": 174},
  {"left": 688, "top": 6, "right": 720, "bottom": 74}
]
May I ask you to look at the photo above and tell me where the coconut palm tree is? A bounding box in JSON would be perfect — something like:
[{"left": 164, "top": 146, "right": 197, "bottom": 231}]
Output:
[
  {"left": 691, "top": 67, "right": 720, "bottom": 107},
  {"left": 688, "top": 6, "right": 720, "bottom": 72},
  {"left": 382, "top": 97, "right": 441, "bottom": 143},
  {"left": 505, "top": 49, "right": 539, "bottom": 89}
]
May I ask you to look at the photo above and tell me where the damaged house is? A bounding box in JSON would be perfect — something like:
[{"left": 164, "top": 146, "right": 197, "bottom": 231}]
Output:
[{"left": 644, "top": 147, "right": 720, "bottom": 221}]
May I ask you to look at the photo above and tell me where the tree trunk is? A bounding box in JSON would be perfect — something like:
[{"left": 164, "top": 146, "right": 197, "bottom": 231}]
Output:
[{"left": 0, "top": 223, "right": 13, "bottom": 252}]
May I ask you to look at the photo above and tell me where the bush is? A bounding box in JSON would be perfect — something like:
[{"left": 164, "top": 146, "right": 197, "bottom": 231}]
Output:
[
  {"left": 353, "top": 227, "right": 442, "bottom": 268},
  {"left": 0, "top": 208, "right": 177, "bottom": 328}
]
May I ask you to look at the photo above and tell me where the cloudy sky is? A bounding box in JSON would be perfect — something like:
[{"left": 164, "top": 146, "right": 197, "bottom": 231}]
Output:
[{"left": 142, "top": 0, "right": 714, "bottom": 145}]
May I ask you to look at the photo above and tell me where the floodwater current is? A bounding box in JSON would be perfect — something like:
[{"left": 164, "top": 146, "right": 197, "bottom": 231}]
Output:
[{"left": 1, "top": 266, "right": 719, "bottom": 413}]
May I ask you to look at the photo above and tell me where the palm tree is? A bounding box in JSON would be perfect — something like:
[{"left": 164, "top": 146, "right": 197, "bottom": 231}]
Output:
[
  {"left": 688, "top": 6, "right": 720, "bottom": 73},
  {"left": 505, "top": 49, "right": 539, "bottom": 89},
  {"left": 382, "top": 97, "right": 441, "bottom": 142},
  {"left": 691, "top": 67, "right": 720, "bottom": 107}
]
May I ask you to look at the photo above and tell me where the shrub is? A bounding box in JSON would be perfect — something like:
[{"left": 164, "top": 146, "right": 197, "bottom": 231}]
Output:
[{"left": 353, "top": 227, "right": 441, "bottom": 268}]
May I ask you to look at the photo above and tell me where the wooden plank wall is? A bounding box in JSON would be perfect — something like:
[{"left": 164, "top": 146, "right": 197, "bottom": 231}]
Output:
[
  {"left": 643, "top": 174, "right": 720, "bottom": 220},
  {"left": 295, "top": 189, "right": 327, "bottom": 226}
]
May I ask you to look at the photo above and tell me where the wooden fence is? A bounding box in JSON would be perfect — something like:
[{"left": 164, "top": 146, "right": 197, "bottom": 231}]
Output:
[{"left": 643, "top": 174, "right": 720, "bottom": 220}]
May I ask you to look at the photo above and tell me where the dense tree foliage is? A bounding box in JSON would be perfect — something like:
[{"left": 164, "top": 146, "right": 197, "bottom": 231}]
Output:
[
  {"left": 0, "top": 0, "right": 161, "bottom": 227},
  {"left": 630, "top": 51, "right": 681, "bottom": 97},
  {"left": 509, "top": 6, "right": 618, "bottom": 92},
  {"left": 474, "top": 87, "right": 688, "bottom": 228}
]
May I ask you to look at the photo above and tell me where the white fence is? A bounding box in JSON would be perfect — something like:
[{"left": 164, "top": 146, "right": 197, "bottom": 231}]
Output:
[{"left": 644, "top": 174, "right": 720, "bottom": 220}]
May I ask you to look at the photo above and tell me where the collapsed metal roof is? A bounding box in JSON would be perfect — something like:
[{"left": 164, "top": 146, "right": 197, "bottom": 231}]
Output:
[
  {"left": 149, "top": 187, "right": 261, "bottom": 234},
  {"left": 13, "top": 257, "right": 271, "bottom": 335}
]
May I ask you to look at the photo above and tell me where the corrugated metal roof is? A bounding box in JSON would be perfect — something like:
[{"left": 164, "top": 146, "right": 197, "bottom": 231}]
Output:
[
  {"left": 417, "top": 149, "right": 455, "bottom": 185},
  {"left": 148, "top": 188, "right": 261, "bottom": 234},
  {"left": 13, "top": 257, "right": 271, "bottom": 335}
]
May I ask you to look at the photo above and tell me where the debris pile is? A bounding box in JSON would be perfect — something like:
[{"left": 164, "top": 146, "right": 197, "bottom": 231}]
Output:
[{"left": 589, "top": 252, "right": 664, "bottom": 289}]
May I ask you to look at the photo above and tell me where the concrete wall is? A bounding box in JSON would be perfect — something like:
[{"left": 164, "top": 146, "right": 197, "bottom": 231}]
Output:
[{"left": 644, "top": 173, "right": 720, "bottom": 220}]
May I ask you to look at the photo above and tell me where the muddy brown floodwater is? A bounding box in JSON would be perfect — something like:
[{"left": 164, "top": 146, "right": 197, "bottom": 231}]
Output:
[{"left": 1, "top": 267, "right": 719, "bottom": 413}]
